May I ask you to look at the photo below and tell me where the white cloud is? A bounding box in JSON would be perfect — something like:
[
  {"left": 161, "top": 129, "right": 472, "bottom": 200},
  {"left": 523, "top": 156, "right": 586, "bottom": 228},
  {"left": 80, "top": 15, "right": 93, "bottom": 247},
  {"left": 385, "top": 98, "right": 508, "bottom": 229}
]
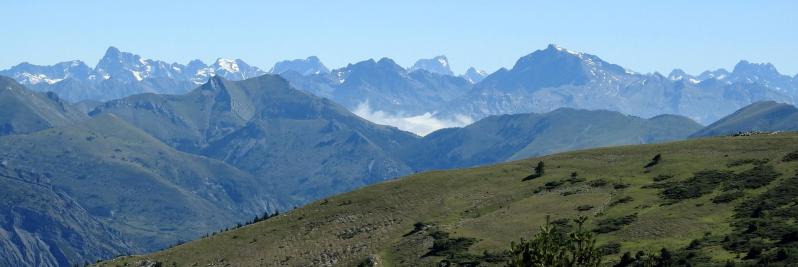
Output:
[{"left": 353, "top": 102, "right": 473, "bottom": 136}]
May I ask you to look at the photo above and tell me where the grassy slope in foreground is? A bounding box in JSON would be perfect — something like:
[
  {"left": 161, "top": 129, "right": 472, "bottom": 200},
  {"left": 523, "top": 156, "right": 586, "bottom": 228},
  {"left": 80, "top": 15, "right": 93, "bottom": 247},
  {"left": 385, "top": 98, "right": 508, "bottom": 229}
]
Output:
[{"left": 102, "top": 133, "right": 798, "bottom": 266}]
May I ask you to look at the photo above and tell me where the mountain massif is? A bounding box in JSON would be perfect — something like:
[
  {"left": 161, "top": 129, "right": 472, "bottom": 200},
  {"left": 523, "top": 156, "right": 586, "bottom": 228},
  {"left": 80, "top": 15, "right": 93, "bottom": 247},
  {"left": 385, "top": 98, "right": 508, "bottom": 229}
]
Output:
[
  {"left": 690, "top": 101, "right": 798, "bottom": 137},
  {"left": 0, "top": 47, "right": 266, "bottom": 102},
  {"left": 4, "top": 45, "right": 796, "bottom": 131},
  {"left": 440, "top": 45, "right": 796, "bottom": 124},
  {"left": 89, "top": 74, "right": 418, "bottom": 203}
]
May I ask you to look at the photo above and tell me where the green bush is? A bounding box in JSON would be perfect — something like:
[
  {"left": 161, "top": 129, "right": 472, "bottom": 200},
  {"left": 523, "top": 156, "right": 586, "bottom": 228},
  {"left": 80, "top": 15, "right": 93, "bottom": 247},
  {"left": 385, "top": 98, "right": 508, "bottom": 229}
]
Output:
[
  {"left": 588, "top": 179, "right": 609, "bottom": 187},
  {"left": 609, "top": 196, "right": 634, "bottom": 207},
  {"left": 727, "top": 158, "right": 770, "bottom": 167},
  {"left": 644, "top": 154, "right": 662, "bottom": 168},
  {"left": 658, "top": 170, "right": 731, "bottom": 201},
  {"left": 712, "top": 191, "right": 745, "bottom": 204},
  {"left": 565, "top": 172, "right": 585, "bottom": 184},
  {"left": 593, "top": 214, "right": 638, "bottom": 233},
  {"left": 523, "top": 161, "right": 546, "bottom": 181},
  {"left": 612, "top": 183, "right": 630, "bottom": 189},
  {"left": 722, "top": 164, "right": 780, "bottom": 190},
  {"left": 652, "top": 174, "right": 673, "bottom": 182},
  {"left": 783, "top": 151, "right": 798, "bottom": 162},
  {"left": 598, "top": 242, "right": 622, "bottom": 255},
  {"left": 576, "top": 205, "right": 594, "bottom": 211},
  {"left": 506, "top": 216, "right": 602, "bottom": 267}
]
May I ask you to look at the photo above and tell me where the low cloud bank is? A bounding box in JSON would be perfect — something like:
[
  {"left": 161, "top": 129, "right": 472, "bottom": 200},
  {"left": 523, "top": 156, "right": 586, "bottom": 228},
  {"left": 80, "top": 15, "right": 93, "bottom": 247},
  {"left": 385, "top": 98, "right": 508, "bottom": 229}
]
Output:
[{"left": 353, "top": 102, "right": 473, "bottom": 136}]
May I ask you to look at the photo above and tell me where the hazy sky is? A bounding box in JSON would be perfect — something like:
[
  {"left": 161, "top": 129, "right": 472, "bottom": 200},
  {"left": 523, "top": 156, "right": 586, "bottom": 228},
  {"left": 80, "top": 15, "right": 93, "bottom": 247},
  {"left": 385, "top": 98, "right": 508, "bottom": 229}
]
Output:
[{"left": 3, "top": 1, "right": 797, "bottom": 76}]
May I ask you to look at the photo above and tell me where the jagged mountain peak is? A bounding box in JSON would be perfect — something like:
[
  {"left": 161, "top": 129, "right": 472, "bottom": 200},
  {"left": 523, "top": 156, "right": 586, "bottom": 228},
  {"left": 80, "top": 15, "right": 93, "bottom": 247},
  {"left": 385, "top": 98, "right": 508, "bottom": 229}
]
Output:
[
  {"left": 1, "top": 60, "right": 92, "bottom": 85},
  {"left": 377, "top": 57, "right": 400, "bottom": 66},
  {"left": 476, "top": 44, "right": 628, "bottom": 91},
  {"left": 102, "top": 46, "right": 121, "bottom": 58},
  {"left": 270, "top": 56, "right": 329, "bottom": 76},
  {"left": 732, "top": 60, "right": 781, "bottom": 77},
  {"left": 212, "top": 58, "right": 242, "bottom": 72},
  {"left": 545, "top": 43, "right": 581, "bottom": 55},
  {"left": 697, "top": 69, "right": 730, "bottom": 80},
  {"left": 94, "top": 46, "right": 154, "bottom": 82},
  {"left": 462, "top": 67, "right": 488, "bottom": 84},
  {"left": 187, "top": 59, "right": 207, "bottom": 68},
  {"left": 668, "top": 69, "right": 691, "bottom": 80},
  {"left": 409, "top": 55, "right": 453, "bottom": 76}
]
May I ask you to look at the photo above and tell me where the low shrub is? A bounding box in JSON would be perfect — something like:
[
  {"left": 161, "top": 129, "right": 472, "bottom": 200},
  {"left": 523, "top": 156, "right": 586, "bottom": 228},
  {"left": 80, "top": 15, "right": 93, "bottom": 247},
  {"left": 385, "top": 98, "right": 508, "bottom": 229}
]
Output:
[
  {"left": 659, "top": 170, "right": 731, "bottom": 201},
  {"left": 652, "top": 174, "right": 673, "bottom": 182},
  {"left": 576, "top": 205, "right": 594, "bottom": 211},
  {"left": 609, "top": 196, "right": 634, "bottom": 206},
  {"left": 783, "top": 151, "right": 798, "bottom": 162},
  {"left": 727, "top": 158, "right": 770, "bottom": 167},
  {"left": 589, "top": 179, "right": 609, "bottom": 187},
  {"left": 712, "top": 191, "right": 744, "bottom": 204},
  {"left": 644, "top": 154, "right": 662, "bottom": 168},
  {"left": 593, "top": 213, "right": 638, "bottom": 233}
]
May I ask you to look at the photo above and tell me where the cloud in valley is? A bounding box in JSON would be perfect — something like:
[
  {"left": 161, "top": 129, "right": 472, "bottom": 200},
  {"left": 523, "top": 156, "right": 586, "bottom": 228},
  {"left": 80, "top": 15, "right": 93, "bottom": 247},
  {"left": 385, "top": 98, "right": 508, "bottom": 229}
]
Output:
[{"left": 353, "top": 102, "right": 473, "bottom": 136}]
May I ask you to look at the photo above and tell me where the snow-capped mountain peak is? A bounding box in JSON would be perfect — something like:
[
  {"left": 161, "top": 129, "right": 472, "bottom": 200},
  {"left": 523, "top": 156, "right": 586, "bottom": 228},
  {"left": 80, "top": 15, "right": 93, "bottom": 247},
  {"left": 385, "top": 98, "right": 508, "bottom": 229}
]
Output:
[
  {"left": 0, "top": 60, "right": 92, "bottom": 85},
  {"left": 462, "top": 67, "right": 488, "bottom": 84},
  {"left": 409, "top": 55, "right": 454, "bottom": 76},
  {"left": 0, "top": 47, "right": 268, "bottom": 101},
  {"left": 214, "top": 58, "right": 240, "bottom": 73},
  {"left": 547, "top": 43, "right": 581, "bottom": 56}
]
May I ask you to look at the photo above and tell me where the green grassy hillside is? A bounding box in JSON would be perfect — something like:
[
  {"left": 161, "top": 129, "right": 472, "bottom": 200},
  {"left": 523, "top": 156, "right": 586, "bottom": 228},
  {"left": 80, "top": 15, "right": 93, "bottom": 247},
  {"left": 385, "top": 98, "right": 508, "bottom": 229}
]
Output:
[
  {"left": 0, "top": 76, "right": 87, "bottom": 136},
  {"left": 403, "top": 108, "right": 701, "bottom": 171},
  {"left": 691, "top": 101, "right": 798, "bottom": 137},
  {"left": 101, "top": 132, "right": 798, "bottom": 266}
]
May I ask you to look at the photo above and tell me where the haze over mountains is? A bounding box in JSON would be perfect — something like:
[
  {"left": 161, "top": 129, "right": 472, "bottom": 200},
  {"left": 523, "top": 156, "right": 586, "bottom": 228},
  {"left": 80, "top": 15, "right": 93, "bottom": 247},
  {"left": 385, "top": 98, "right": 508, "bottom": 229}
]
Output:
[
  {"left": 5, "top": 45, "right": 797, "bottom": 135},
  {"left": 0, "top": 47, "right": 268, "bottom": 102}
]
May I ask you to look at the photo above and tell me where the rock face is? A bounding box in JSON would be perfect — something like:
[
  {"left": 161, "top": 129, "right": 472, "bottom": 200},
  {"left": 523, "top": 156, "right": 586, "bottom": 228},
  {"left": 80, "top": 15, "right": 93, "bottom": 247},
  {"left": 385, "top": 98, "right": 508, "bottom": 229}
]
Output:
[
  {"left": 0, "top": 161, "right": 134, "bottom": 267},
  {"left": 0, "top": 114, "right": 283, "bottom": 252}
]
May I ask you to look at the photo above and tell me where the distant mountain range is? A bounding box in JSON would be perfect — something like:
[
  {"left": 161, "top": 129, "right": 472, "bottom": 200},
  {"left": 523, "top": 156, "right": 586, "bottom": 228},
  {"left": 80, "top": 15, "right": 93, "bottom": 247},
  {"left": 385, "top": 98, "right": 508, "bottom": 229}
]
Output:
[
  {"left": 0, "top": 47, "right": 267, "bottom": 102},
  {"left": 440, "top": 45, "right": 797, "bottom": 125},
  {"left": 280, "top": 44, "right": 798, "bottom": 131},
  {"left": 5, "top": 45, "right": 796, "bottom": 132}
]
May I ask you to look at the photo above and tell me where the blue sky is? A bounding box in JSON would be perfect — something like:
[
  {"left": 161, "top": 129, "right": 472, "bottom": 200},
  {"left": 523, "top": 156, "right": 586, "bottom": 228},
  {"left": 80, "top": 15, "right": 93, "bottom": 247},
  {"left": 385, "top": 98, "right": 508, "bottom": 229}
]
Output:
[{"left": 3, "top": 1, "right": 797, "bottom": 75}]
